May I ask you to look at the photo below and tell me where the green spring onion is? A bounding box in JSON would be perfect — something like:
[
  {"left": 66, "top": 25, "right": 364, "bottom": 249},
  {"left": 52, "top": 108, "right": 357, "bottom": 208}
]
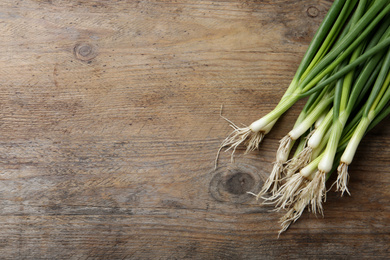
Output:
[{"left": 218, "top": 0, "right": 390, "bottom": 235}]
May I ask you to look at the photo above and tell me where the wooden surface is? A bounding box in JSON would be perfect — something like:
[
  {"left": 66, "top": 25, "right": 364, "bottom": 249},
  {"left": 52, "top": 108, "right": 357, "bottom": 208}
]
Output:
[{"left": 0, "top": 0, "right": 389, "bottom": 259}]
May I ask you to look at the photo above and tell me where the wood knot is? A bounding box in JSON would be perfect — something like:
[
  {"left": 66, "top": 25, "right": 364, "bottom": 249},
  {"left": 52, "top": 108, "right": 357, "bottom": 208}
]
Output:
[
  {"left": 74, "top": 43, "right": 98, "bottom": 61},
  {"left": 306, "top": 6, "right": 319, "bottom": 18},
  {"left": 225, "top": 172, "right": 254, "bottom": 195},
  {"left": 209, "top": 163, "right": 263, "bottom": 203}
]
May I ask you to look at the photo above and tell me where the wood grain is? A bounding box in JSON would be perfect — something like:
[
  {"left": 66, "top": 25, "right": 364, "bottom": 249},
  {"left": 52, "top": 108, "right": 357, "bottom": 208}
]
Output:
[{"left": 0, "top": 0, "right": 389, "bottom": 259}]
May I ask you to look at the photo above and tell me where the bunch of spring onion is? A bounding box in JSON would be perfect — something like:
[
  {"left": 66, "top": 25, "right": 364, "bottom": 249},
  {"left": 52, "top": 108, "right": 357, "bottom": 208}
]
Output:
[{"left": 218, "top": 0, "right": 390, "bottom": 234}]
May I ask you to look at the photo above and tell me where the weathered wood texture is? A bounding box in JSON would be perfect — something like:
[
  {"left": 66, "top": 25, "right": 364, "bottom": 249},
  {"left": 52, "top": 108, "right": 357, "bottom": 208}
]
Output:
[{"left": 0, "top": 0, "right": 389, "bottom": 259}]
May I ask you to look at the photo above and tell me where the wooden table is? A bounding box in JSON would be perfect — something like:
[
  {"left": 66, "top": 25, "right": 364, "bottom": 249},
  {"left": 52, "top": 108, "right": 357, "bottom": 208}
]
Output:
[{"left": 0, "top": 0, "right": 389, "bottom": 259}]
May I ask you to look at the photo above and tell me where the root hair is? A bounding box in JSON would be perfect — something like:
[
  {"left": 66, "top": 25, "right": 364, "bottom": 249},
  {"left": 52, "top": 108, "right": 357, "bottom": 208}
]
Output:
[{"left": 336, "top": 163, "right": 351, "bottom": 196}]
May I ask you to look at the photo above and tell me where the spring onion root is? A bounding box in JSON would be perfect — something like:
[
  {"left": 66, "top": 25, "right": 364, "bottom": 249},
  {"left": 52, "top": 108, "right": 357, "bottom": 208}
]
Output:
[{"left": 218, "top": 0, "right": 390, "bottom": 235}]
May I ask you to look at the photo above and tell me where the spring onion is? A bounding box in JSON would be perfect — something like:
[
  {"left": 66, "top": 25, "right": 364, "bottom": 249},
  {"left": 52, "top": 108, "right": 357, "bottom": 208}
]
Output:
[{"left": 217, "top": 0, "right": 390, "bottom": 234}]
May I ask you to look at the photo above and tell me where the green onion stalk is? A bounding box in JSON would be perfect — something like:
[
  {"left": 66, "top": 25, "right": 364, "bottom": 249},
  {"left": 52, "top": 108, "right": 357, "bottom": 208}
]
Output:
[
  {"left": 278, "top": 66, "right": 390, "bottom": 234},
  {"left": 276, "top": 37, "right": 390, "bottom": 234},
  {"left": 253, "top": 1, "right": 390, "bottom": 198},
  {"left": 273, "top": 0, "right": 372, "bottom": 216},
  {"left": 216, "top": 0, "right": 390, "bottom": 235}
]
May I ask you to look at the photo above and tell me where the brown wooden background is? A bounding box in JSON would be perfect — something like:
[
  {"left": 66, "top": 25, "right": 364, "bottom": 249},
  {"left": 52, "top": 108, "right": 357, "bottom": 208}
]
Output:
[{"left": 0, "top": 0, "right": 389, "bottom": 259}]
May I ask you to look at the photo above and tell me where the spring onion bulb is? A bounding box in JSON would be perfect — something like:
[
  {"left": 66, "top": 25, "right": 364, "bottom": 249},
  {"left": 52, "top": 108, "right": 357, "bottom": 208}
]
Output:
[
  {"left": 259, "top": 88, "right": 334, "bottom": 196},
  {"left": 217, "top": 0, "right": 390, "bottom": 234}
]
